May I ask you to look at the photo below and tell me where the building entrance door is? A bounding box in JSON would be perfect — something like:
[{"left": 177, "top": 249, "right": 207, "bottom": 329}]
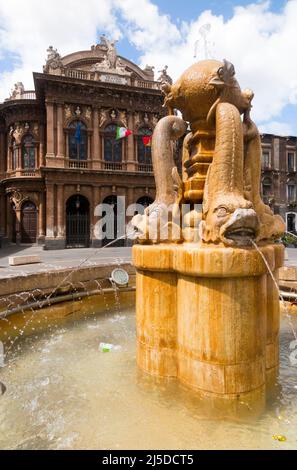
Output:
[
  {"left": 287, "top": 213, "right": 296, "bottom": 233},
  {"left": 66, "top": 195, "right": 90, "bottom": 248},
  {"left": 21, "top": 201, "right": 37, "bottom": 243}
]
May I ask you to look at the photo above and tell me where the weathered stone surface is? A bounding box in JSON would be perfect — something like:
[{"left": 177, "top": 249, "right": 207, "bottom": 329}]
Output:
[
  {"left": 8, "top": 255, "right": 41, "bottom": 266},
  {"left": 134, "top": 241, "right": 283, "bottom": 400},
  {"left": 132, "top": 58, "right": 285, "bottom": 408},
  {"left": 0, "top": 262, "right": 135, "bottom": 300}
]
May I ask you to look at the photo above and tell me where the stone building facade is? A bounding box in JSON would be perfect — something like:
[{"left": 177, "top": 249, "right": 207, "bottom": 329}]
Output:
[
  {"left": 0, "top": 39, "right": 169, "bottom": 249},
  {"left": 261, "top": 134, "right": 297, "bottom": 233},
  {"left": 0, "top": 40, "right": 296, "bottom": 249}
]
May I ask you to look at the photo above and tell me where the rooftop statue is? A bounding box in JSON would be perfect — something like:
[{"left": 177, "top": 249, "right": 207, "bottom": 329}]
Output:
[
  {"left": 132, "top": 59, "right": 285, "bottom": 245},
  {"left": 157, "top": 65, "right": 172, "bottom": 85},
  {"left": 10, "top": 82, "right": 24, "bottom": 100},
  {"left": 100, "top": 35, "right": 118, "bottom": 69},
  {"left": 43, "top": 46, "right": 63, "bottom": 73},
  {"left": 90, "top": 36, "right": 130, "bottom": 76}
]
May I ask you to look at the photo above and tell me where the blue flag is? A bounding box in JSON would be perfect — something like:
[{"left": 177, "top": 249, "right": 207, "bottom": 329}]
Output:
[{"left": 74, "top": 122, "right": 81, "bottom": 144}]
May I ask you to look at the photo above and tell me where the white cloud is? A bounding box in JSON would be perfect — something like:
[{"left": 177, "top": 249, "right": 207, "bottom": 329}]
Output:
[
  {"left": 114, "top": 0, "right": 181, "bottom": 51},
  {"left": 0, "top": 0, "right": 297, "bottom": 134},
  {"left": 0, "top": 0, "right": 119, "bottom": 99},
  {"left": 119, "top": 0, "right": 297, "bottom": 133},
  {"left": 258, "top": 120, "right": 294, "bottom": 136}
]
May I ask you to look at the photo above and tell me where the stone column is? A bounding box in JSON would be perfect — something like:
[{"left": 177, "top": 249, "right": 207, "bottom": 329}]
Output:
[
  {"left": 56, "top": 104, "right": 64, "bottom": 158},
  {"left": 46, "top": 102, "right": 55, "bottom": 158},
  {"left": 126, "top": 112, "right": 136, "bottom": 171},
  {"left": 38, "top": 191, "right": 46, "bottom": 243},
  {"left": 0, "top": 192, "right": 6, "bottom": 237},
  {"left": 15, "top": 207, "right": 21, "bottom": 244},
  {"left": 92, "top": 108, "right": 100, "bottom": 169},
  {"left": 92, "top": 186, "right": 102, "bottom": 247},
  {"left": 45, "top": 183, "right": 55, "bottom": 246},
  {"left": 6, "top": 144, "right": 11, "bottom": 172},
  {"left": 6, "top": 198, "right": 12, "bottom": 241},
  {"left": 87, "top": 133, "right": 91, "bottom": 163},
  {"left": 0, "top": 130, "right": 6, "bottom": 177},
  {"left": 39, "top": 123, "right": 45, "bottom": 167},
  {"left": 125, "top": 187, "right": 135, "bottom": 246},
  {"left": 56, "top": 184, "right": 65, "bottom": 246},
  {"left": 16, "top": 145, "right": 21, "bottom": 171}
]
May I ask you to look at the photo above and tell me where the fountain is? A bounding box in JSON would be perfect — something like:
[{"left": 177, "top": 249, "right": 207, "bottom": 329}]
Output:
[
  {"left": 132, "top": 59, "right": 286, "bottom": 408},
  {"left": 2, "top": 60, "right": 297, "bottom": 450}
]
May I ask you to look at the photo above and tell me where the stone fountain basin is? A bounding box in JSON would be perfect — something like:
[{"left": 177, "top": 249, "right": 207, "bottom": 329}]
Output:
[{"left": 0, "top": 292, "right": 296, "bottom": 450}]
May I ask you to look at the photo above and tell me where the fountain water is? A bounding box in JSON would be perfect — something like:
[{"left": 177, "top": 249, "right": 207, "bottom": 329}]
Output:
[
  {"left": 250, "top": 239, "right": 297, "bottom": 342},
  {"left": 0, "top": 232, "right": 135, "bottom": 365}
]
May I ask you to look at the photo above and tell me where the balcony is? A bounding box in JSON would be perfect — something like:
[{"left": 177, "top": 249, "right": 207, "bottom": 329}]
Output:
[
  {"left": 6, "top": 169, "right": 39, "bottom": 178},
  {"left": 50, "top": 67, "right": 161, "bottom": 90},
  {"left": 104, "top": 162, "right": 126, "bottom": 171},
  {"left": 68, "top": 160, "right": 89, "bottom": 169},
  {"left": 5, "top": 90, "right": 36, "bottom": 101},
  {"left": 137, "top": 163, "right": 153, "bottom": 173}
]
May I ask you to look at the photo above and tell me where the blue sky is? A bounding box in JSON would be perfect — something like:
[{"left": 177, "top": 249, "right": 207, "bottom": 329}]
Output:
[
  {"left": 114, "top": 0, "right": 288, "bottom": 60},
  {"left": 0, "top": 0, "right": 296, "bottom": 135}
]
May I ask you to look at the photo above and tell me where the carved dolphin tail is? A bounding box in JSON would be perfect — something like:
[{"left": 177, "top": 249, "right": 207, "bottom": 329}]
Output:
[{"left": 152, "top": 115, "right": 187, "bottom": 207}]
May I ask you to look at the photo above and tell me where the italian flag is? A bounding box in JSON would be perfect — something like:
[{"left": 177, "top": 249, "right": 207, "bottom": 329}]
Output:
[
  {"left": 116, "top": 126, "right": 132, "bottom": 140},
  {"left": 142, "top": 135, "right": 152, "bottom": 147}
]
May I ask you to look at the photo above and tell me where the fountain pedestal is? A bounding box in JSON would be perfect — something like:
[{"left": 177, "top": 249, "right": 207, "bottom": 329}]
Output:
[{"left": 133, "top": 243, "right": 284, "bottom": 400}]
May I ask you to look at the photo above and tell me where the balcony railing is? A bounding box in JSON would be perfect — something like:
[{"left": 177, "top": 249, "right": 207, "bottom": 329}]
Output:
[
  {"left": 56, "top": 67, "right": 161, "bottom": 90},
  {"left": 6, "top": 169, "right": 38, "bottom": 177},
  {"left": 104, "top": 162, "right": 126, "bottom": 171},
  {"left": 137, "top": 163, "right": 153, "bottom": 172},
  {"left": 68, "top": 160, "right": 89, "bottom": 169},
  {"left": 6, "top": 90, "right": 36, "bottom": 101}
]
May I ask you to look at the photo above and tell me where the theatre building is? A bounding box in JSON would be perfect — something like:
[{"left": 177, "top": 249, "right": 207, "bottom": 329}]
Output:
[{"left": 0, "top": 38, "right": 168, "bottom": 248}]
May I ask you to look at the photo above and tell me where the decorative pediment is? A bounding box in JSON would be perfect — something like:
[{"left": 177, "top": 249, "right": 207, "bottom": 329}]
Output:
[{"left": 43, "top": 36, "right": 156, "bottom": 82}]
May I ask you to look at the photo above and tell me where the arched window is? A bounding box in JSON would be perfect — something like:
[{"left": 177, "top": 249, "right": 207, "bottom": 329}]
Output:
[
  {"left": 136, "top": 196, "right": 153, "bottom": 209},
  {"left": 262, "top": 177, "right": 272, "bottom": 197},
  {"left": 133, "top": 196, "right": 154, "bottom": 216},
  {"left": 68, "top": 121, "right": 87, "bottom": 160},
  {"left": 104, "top": 124, "right": 122, "bottom": 163},
  {"left": 137, "top": 127, "right": 152, "bottom": 166},
  {"left": 22, "top": 135, "right": 35, "bottom": 169}
]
